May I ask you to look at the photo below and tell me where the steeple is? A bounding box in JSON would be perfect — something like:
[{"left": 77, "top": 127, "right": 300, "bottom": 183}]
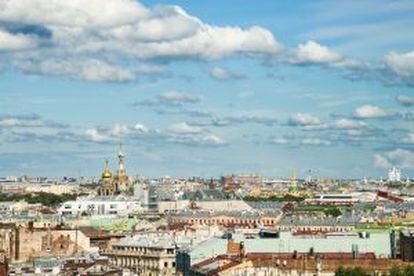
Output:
[{"left": 116, "top": 143, "right": 126, "bottom": 179}]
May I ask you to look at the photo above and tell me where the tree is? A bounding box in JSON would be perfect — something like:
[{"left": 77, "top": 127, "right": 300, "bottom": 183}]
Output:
[{"left": 334, "top": 266, "right": 369, "bottom": 276}]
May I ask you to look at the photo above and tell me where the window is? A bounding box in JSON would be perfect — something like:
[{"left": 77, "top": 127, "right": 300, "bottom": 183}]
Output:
[{"left": 164, "top": 262, "right": 168, "bottom": 268}]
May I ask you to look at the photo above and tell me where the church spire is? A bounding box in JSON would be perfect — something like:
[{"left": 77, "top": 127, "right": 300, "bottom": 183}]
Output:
[{"left": 117, "top": 143, "right": 126, "bottom": 178}]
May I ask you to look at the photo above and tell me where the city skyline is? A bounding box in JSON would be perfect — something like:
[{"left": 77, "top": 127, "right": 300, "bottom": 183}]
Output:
[{"left": 1, "top": 0, "right": 414, "bottom": 178}]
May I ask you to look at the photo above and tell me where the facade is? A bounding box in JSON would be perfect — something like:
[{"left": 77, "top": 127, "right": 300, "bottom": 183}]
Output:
[
  {"left": 58, "top": 195, "right": 142, "bottom": 216},
  {"left": 177, "top": 232, "right": 397, "bottom": 275},
  {"left": 400, "top": 230, "right": 414, "bottom": 261},
  {"left": 168, "top": 210, "right": 283, "bottom": 228},
  {"left": 102, "top": 232, "right": 176, "bottom": 275},
  {"left": 0, "top": 201, "right": 29, "bottom": 215},
  {"left": 0, "top": 222, "right": 93, "bottom": 263}
]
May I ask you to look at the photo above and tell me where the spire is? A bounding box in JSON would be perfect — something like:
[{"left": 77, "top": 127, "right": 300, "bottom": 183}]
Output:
[
  {"left": 118, "top": 142, "right": 125, "bottom": 159},
  {"left": 116, "top": 143, "right": 126, "bottom": 178}
]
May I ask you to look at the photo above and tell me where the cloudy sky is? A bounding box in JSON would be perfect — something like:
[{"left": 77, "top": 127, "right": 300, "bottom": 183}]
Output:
[{"left": 0, "top": 0, "right": 413, "bottom": 178}]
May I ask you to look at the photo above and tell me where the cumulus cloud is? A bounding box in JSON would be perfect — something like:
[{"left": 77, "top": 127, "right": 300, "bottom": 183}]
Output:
[
  {"left": 0, "top": 29, "right": 37, "bottom": 51},
  {"left": 168, "top": 133, "right": 225, "bottom": 146},
  {"left": 396, "top": 95, "right": 414, "bottom": 106},
  {"left": 300, "top": 138, "right": 331, "bottom": 146},
  {"left": 134, "top": 123, "right": 149, "bottom": 134},
  {"left": 292, "top": 40, "right": 362, "bottom": 69},
  {"left": 168, "top": 122, "right": 202, "bottom": 134},
  {"left": 384, "top": 51, "right": 414, "bottom": 79},
  {"left": 376, "top": 149, "right": 414, "bottom": 169},
  {"left": 16, "top": 58, "right": 136, "bottom": 82},
  {"left": 288, "top": 113, "right": 321, "bottom": 126},
  {"left": 374, "top": 154, "right": 392, "bottom": 169},
  {"left": 209, "top": 67, "right": 245, "bottom": 81},
  {"left": 111, "top": 123, "right": 129, "bottom": 137},
  {"left": 85, "top": 128, "right": 110, "bottom": 142},
  {"left": 403, "top": 133, "right": 414, "bottom": 143},
  {"left": 335, "top": 118, "right": 367, "bottom": 129},
  {"left": 0, "top": 0, "right": 282, "bottom": 81},
  {"left": 0, "top": 0, "right": 149, "bottom": 28},
  {"left": 272, "top": 137, "right": 289, "bottom": 145},
  {"left": 353, "top": 105, "right": 388, "bottom": 119},
  {"left": 156, "top": 90, "right": 202, "bottom": 105},
  {"left": 0, "top": 114, "right": 67, "bottom": 128}
]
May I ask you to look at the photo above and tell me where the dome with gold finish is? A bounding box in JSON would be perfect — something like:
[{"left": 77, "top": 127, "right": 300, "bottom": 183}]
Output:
[{"left": 101, "top": 160, "right": 112, "bottom": 179}]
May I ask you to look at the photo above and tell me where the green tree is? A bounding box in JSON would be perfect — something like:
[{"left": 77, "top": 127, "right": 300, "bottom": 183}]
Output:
[{"left": 334, "top": 266, "right": 369, "bottom": 276}]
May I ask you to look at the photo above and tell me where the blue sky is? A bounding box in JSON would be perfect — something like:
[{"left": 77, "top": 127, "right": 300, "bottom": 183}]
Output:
[{"left": 0, "top": 0, "right": 414, "bottom": 178}]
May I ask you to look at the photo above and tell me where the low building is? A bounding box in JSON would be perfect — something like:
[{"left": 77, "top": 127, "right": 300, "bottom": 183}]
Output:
[
  {"left": 168, "top": 210, "right": 283, "bottom": 229},
  {"left": 176, "top": 231, "right": 393, "bottom": 275},
  {"left": 0, "top": 201, "right": 30, "bottom": 215},
  {"left": 102, "top": 232, "right": 176, "bottom": 275},
  {"left": 0, "top": 222, "right": 94, "bottom": 263},
  {"left": 400, "top": 230, "right": 414, "bottom": 261}
]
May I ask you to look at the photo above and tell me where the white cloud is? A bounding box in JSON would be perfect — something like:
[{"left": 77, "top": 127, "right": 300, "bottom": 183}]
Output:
[
  {"left": 0, "top": 117, "right": 42, "bottom": 127},
  {"left": 384, "top": 51, "right": 414, "bottom": 78},
  {"left": 157, "top": 91, "right": 201, "bottom": 104},
  {"left": 387, "top": 149, "right": 414, "bottom": 169},
  {"left": 296, "top": 41, "right": 342, "bottom": 64},
  {"left": 300, "top": 138, "right": 331, "bottom": 146},
  {"left": 108, "top": 5, "right": 200, "bottom": 42},
  {"left": 0, "top": 0, "right": 282, "bottom": 67},
  {"left": 168, "top": 122, "right": 202, "bottom": 134},
  {"left": 200, "top": 134, "right": 225, "bottom": 146},
  {"left": 403, "top": 133, "right": 414, "bottom": 143},
  {"left": 396, "top": 95, "right": 414, "bottom": 106},
  {"left": 288, "top": 113, "right": 321, "bottom": 126},
  {"left": 209, "top": 67, "right": 244, "bottom": 81},
  {"left": 335, "top": 118, "right": 367, "bottom": 129},
  {"left": 0, "top": 29, "right": 37, "bottom": 51},
  {"left": 168, "top": 133, "right": 225, "bottom": 146},
  {"left": 0, "top": 114, "right": 65, "bottom": 128},
  {"left": 353, "top": 105, "right": 388, "bottom": 119},
  {"left": 0, "top": 0, "right": 149, "bottom": 28},
  {"left": 134, "top": 123, "right": 149, "bottom": 134},
  {"left": 374, "top": 154, "right": 392, "bottom": 169},
  {"left": 16, "top": 58, "right": 135, "bottom": 82},
  {"left": 85, "top": 128, "right": 110, "bottom": 142},
  {"left": 293, "top": 40, "right": 362, "bottom": 68},
  {"left": 111, "top": 123, "right": 129, "bottom": 137},
  {"left": 273, "top": 137, "right": 289, "bottom": 145}
]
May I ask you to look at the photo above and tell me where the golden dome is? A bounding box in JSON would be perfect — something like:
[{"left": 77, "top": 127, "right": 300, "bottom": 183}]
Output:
[{"left": 101, "top": 160, "right": 112, "bottom": 179}]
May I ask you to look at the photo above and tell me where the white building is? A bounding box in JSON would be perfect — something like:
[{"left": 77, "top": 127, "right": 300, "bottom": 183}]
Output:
[
  {"left": 58, "top": 195, "right": 142, "bottom": 216},
  {"left": 388, "top": 166, "right": 401, "bottom": 182}
]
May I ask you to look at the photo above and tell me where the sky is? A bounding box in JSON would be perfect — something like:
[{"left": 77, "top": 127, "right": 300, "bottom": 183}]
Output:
[{"left": 0, "top": 0, "right": 414, "bottom": 179}]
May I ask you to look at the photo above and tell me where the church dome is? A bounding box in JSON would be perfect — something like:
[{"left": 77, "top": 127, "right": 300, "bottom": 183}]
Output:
[
  {"left": 101, "top": 160, "right": 112, "bottom": 179},
  {"left": 102, "top": 170, "right": 112, "bottom": 179}
]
